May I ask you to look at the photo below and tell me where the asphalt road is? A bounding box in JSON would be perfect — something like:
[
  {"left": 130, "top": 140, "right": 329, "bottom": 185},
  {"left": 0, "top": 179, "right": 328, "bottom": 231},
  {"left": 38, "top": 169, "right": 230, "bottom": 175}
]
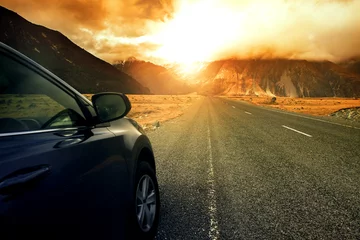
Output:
[{"left": 148, "top": 97, "right": 360, "bottom": 240}]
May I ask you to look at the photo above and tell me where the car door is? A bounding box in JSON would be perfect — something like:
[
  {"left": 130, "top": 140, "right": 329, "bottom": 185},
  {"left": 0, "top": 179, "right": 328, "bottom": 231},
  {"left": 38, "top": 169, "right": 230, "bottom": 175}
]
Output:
[{"left": 0, "top": 47, "right": 131, "bottom": 238}]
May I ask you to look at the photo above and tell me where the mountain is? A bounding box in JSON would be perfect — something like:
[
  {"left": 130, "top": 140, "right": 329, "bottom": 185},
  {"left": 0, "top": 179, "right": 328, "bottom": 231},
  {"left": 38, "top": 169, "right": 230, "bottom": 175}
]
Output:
[
  {"left": 0, "top": 6, "right": 149, "bottom": 94},
  {"left": 340, "top": 59, "right": 360, "bottom": 76},
  {"left": 114, "top": 58, "right": 195, "bottom": 94},
  {"left": 198, "top": 59, "right": 360, "bottom": 97}
]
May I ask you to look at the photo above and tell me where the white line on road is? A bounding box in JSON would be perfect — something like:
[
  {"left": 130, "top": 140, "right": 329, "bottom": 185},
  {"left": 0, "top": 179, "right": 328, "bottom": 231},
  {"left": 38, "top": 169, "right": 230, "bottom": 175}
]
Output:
[
  {"left": 225, "top": 99, "right": 360, "bottom": 130},
  {"left": 262, "top": 107, "right": 360, "bottom": 130},
  {"left": 207, "top": 126, "right": 220, "bottom": 240},
  {"left": 282, "top": 125, "right": 313, "bottom": 137},
  {"left": 245, "top": 111, "right": 252, "bottom": 115}
]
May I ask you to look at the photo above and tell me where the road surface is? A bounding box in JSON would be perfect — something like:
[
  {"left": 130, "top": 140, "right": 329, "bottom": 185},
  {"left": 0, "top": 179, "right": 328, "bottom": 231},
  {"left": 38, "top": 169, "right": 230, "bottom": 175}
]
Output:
[{"left": 148, "top": 97, "right": 360, "bottom": 239}]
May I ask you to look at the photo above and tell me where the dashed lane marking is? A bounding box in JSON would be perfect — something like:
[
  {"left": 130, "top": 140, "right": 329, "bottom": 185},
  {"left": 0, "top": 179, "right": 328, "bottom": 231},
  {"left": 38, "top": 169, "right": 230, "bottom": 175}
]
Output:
[
  {"left": 263, "top": 107, "right": 360, "bottom": 130},
  {"left": 207, "top": 126, "right": 220, "bottom": 240},
  {"left": 282, "top": 125, "right": 313, "bottom": 137}
]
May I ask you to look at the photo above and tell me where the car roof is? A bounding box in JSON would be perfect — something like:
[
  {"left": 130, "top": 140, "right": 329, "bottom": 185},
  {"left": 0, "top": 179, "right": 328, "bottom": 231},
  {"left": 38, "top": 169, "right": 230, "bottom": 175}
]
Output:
[{"left": 0, "top": 41, "right": 92, "bottom": 106}]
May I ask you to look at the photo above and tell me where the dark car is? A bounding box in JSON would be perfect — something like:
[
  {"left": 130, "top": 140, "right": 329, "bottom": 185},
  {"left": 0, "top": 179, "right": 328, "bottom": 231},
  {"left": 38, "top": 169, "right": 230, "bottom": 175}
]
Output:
[{"left": 0, "top": 42, "right": 160, "bottom": 239}]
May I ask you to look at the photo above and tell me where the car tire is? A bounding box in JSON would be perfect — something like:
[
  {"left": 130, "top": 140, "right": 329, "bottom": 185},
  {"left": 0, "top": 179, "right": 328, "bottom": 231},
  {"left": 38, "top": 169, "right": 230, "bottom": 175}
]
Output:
[{"left": 130, "top": 161, "right": 160, "bottom": 239}]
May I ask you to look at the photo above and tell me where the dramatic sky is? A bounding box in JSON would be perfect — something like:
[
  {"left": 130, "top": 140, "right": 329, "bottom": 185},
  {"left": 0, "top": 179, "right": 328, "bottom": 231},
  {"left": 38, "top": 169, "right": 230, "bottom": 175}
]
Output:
[{"left": 1, "top": 0, "right": 360, "bottom": 64}]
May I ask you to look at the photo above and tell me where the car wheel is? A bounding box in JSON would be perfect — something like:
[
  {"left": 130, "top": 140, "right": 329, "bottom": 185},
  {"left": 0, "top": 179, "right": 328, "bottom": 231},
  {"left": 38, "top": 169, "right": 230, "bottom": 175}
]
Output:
[{"left": 132, "top": 161, "right": 160, "bottom": 239}]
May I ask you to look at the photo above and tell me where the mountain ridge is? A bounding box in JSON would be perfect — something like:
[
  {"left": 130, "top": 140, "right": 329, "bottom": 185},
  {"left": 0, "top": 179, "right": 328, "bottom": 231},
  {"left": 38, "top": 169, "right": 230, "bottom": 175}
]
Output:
[
  {"left": 198, "top": 59, "right": 360, "bottom": 97},
  {"left": 341, "top": 59, "right": 360, "bottom": 76},
  {"left": 0, "top": 6, "right": 149, "bottom": 94},
  {"left": 114, "top": 59, "right": 195, "bottom": 94}
]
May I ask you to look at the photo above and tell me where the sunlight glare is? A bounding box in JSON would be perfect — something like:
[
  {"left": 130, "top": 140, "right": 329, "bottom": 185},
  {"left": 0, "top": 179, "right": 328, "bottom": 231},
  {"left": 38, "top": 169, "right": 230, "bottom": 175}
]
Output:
[{"left": 152, "top": 0, "right": 245, "bottom": 64}]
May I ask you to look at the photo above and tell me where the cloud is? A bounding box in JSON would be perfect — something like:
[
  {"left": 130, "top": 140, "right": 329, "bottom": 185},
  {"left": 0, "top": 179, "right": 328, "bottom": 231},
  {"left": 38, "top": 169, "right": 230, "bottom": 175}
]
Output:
[
  {"left": 151, "top": 0, "right": 360, "bottom": 63},
  {"left": 0, "top": 0, "right": 108, "bottom": 31},
  {"left": 58, "top": 0, "right": 108, "bottom": 30},
  {"left": 1, "top": 0, "right": 360, "bottom": 63}
]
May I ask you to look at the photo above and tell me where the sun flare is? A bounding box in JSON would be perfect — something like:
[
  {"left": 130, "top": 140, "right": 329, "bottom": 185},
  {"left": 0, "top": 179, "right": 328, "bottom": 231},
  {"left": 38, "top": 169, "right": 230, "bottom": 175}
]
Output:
[{"left": 151, "top": 1, "right": 246, "bottom": 64}]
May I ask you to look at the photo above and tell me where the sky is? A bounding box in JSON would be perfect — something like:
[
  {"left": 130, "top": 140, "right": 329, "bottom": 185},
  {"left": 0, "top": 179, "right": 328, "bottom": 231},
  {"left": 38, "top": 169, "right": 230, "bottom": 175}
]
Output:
[{"left": 1, "top": 0, "right": 360, "bottom": 64}]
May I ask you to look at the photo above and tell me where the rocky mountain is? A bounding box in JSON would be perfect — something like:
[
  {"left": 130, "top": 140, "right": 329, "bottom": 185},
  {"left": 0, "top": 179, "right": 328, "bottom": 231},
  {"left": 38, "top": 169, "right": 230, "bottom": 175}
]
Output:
[
  {"left": 341, "top": 59, "right": 360, "bottom": 76},
  {"left": 0, "top": 6, "right": 149, "bottom": 94},
  {"left": 198, "top": 59, "right": 360, "bottom": 97},
  {"left": 114, "top": 58, "right": 195, "bottom": 94}
]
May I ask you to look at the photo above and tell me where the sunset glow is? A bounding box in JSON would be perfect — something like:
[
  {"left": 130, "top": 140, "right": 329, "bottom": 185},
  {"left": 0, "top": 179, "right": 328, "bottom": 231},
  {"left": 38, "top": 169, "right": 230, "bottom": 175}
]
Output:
[
  {"left": 148, "top": 0, "right": 360, "bottom": 65},
  {"left": 151, "top": 1, "right": 246, "bottom": 63},
  {"left": 2, "top": 0, "right": 360, "bottom": 68}
]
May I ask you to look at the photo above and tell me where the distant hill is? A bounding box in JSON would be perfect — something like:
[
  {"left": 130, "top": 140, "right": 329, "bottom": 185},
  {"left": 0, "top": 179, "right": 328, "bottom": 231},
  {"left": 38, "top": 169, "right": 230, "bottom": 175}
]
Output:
[
  {"left": 0, "top": 6, "right": 149, "bottom": 94},
  {"left": 114, "top": 58, "right": 195, "bottom": 94},
  {"left": 198, "top": 59, "right": 360, "bottom": 97}
]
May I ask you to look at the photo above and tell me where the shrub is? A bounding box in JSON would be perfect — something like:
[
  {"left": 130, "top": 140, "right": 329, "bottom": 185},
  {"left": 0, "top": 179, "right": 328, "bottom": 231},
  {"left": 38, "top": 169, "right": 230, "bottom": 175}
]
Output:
[{"left": 271, "top": 97, "right": 277, "bottom": 104}]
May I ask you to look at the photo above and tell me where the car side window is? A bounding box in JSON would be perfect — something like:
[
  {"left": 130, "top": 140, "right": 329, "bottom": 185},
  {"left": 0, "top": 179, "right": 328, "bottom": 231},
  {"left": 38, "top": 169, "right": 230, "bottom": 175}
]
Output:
[{"left": 0, "top": 52, "right": 87, "bottom": 134}]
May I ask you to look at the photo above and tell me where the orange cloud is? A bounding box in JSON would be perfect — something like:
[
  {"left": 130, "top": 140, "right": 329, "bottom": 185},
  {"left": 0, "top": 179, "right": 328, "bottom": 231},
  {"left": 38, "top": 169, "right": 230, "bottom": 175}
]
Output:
[{"left": 1, "top": 0, "right": 360, "bottom": 64}]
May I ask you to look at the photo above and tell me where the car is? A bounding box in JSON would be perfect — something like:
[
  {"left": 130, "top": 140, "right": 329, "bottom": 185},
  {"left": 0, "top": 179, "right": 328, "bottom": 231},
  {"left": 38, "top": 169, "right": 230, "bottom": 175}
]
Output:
[{"left": 0, "top": 42, "right": 160, "bottom": 240}]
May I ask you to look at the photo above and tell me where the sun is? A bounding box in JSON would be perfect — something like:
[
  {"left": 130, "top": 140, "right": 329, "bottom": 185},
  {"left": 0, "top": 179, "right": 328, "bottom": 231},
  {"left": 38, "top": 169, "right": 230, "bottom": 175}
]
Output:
[
  {"left": 150, "top": 0, "right": 245, "bottom": 65},
  {"left": 176, "top": 61, "right": 207, "bottom": 76}
]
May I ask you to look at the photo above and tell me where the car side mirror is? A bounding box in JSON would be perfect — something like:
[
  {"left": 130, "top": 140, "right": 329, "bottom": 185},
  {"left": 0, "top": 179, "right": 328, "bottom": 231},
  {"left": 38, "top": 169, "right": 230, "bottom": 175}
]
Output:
[{"left": 91, "top": 93, "right": 131, "bottom": 123}]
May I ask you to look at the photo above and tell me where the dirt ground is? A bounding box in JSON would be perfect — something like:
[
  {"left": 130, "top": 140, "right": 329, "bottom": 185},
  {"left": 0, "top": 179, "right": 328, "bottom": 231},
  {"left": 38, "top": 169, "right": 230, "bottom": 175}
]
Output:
[
  {"left": 224, "top": 96, "right": 360, "bottom": 116},
  {"left": 84, "top": 94, "right": 201, "bottom": 129}
]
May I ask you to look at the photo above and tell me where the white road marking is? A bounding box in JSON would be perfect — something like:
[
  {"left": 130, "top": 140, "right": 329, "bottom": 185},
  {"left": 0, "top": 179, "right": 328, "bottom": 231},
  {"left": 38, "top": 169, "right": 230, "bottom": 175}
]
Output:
[
  {"left": 207, "top": 126, "right": 220, "bottom": 240},
  {"left": 262, "top": 107, "right": 360, "bottom": 130},
  {"left": 282, "top": 125, "right": 313, "bottom": 137},
  {"left": 245, "top": 111, "right": 252, "bottom": 115}
]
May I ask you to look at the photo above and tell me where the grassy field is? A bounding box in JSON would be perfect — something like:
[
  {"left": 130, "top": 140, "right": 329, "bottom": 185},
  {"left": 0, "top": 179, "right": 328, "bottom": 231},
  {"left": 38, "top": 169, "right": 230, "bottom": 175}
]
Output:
[{"left": 224, "top": 96, "right": 360, "bottom": 116}]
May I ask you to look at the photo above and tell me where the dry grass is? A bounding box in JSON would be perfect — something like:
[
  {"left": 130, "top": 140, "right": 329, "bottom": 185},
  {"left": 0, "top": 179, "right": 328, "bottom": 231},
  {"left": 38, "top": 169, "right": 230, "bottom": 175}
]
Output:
[
  {"left": 0, "top": 94, "right": 200, "bottom": 131},
  {"left": 224, "top": 96, "right": 360, "bottom": 116},
  {"left": 84, "top": 94, "right": 201, "bottom": 128}
]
